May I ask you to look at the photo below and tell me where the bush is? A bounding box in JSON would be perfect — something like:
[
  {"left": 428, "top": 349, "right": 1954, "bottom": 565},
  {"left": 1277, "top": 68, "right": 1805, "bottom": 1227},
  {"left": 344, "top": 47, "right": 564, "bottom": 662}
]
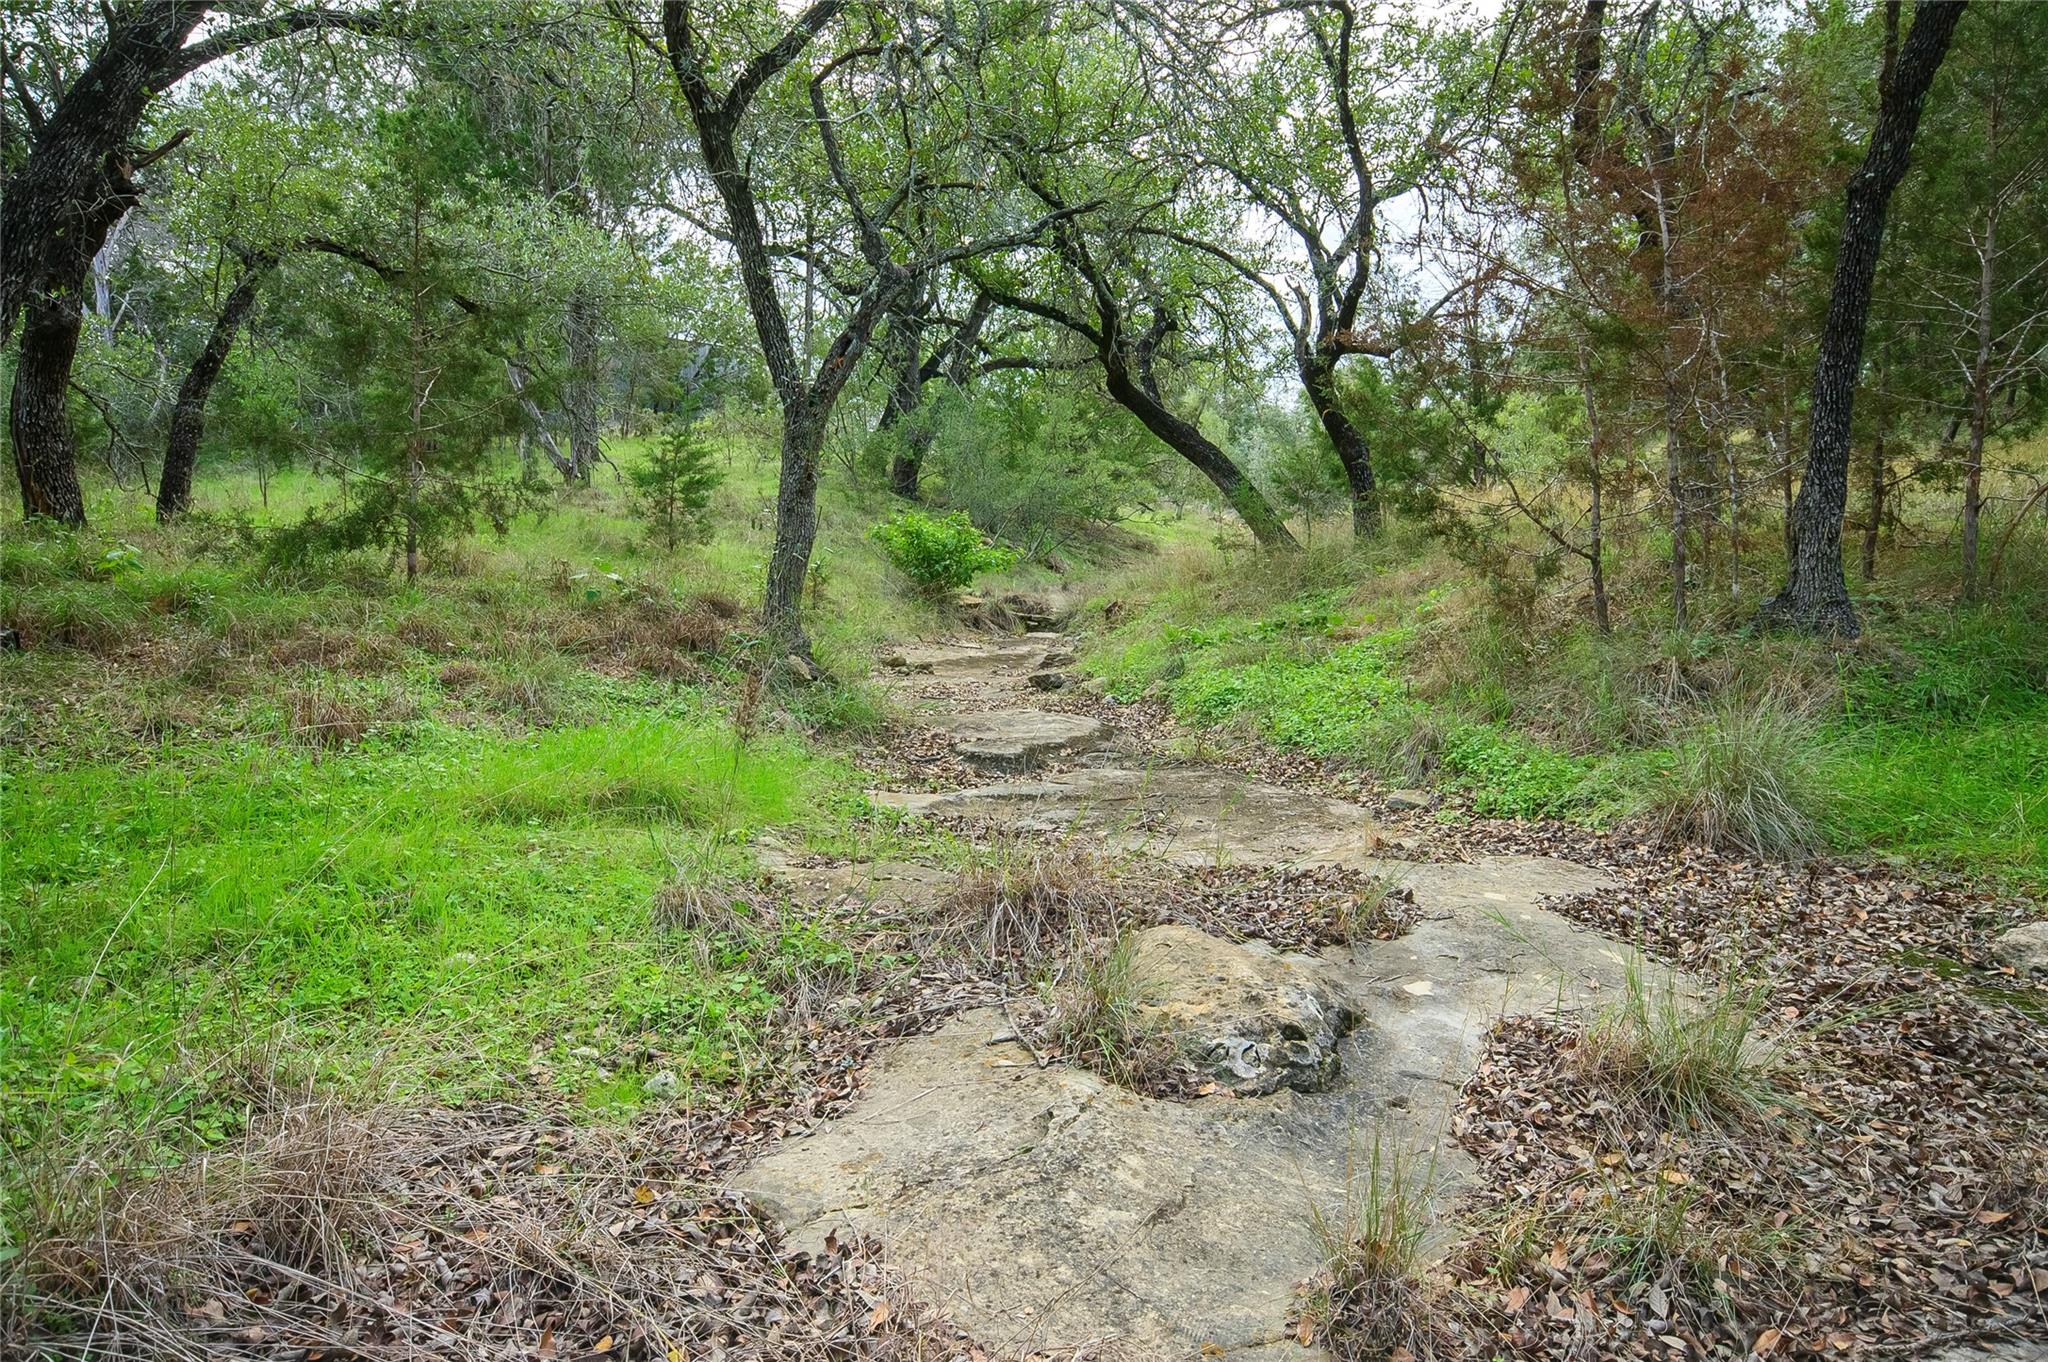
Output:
[
  {"left": 1635, "top": 691, "right": 1835, "bottom": 857},
  {"left": 867, "top": 510, "right": 1016, "bottom": 596}
]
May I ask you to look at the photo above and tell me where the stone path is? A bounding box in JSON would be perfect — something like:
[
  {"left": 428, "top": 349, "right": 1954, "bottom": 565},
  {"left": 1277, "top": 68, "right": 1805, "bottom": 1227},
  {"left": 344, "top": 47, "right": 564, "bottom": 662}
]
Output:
[{"left": 736, "top": 635, "right": 1650, "bottom": 1360}]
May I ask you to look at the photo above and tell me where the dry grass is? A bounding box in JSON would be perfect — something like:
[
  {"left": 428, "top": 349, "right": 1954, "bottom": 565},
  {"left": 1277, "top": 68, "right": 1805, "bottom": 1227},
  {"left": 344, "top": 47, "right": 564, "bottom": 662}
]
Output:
[
  {"left": 1635, "top": 689, "right": 1838, "bottom": 858},
  {"left": 1572, "top": 956, "right": 1787, "bottom": 1129},
  {"left": 652, "top": 874, "right": 768, "bottom": 935},
  {"left": 283, "top": 687, "right": 374, "bottom": 749},
  {"left": 4, "top": 1091, "right": 961, "bottom": 1361},
  {"left": 938, "top": 834, "right": 1123, "bottom": 966}
]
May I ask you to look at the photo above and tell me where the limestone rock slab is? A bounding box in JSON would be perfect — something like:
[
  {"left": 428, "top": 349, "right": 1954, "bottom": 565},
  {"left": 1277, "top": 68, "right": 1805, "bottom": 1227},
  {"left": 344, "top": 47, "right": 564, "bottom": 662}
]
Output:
[
  {"left": 1128, "top": 924, "right": 1357, "bottom": 1095},
  {"left": 941, "top": 709, "right": 1106, "bottom": 772},
  {"left": 1993, "top": 920, "right": 2048, "bottom": 975}
]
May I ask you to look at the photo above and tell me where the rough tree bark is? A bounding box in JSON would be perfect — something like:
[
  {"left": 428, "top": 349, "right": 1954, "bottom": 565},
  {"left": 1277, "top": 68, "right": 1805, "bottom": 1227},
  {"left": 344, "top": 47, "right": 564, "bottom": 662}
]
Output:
[
  {"left": 1861, "top": 427, "right": 1886, "bottom": 581},
  {"left": 1302, "top": 354, "right": 1379, "bottom": 539},
  {"left": 3, "top": 2, "right": 386, "bottom": 524},
  {"left": 878, "top": 289, "right": 994, "bottom": 500},
  {"left": 157, "top": 249, "right": 279, "bottom": 521},
  {"left": 880, "top": 305, "right": 930, "bottom": 499},
  {"left": 1759, "top": 0, "right": 1966, "bottom": 636}
]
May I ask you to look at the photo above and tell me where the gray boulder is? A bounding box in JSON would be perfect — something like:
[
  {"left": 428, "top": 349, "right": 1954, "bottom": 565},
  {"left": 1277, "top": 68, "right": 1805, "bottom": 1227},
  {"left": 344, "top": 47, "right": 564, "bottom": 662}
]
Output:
[{"left": 1992, "top": 920, "right": 2048, "bottom": 976}]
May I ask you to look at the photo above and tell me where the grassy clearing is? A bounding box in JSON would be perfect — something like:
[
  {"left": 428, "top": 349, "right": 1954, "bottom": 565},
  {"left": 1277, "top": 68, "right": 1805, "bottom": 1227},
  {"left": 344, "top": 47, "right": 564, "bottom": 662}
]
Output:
[
  {"left": 0, "top": 441, "right": 968, "bottom": 1229},
  {"left": 1079, "top": 508, "right": 2048, "bottom": 891}
]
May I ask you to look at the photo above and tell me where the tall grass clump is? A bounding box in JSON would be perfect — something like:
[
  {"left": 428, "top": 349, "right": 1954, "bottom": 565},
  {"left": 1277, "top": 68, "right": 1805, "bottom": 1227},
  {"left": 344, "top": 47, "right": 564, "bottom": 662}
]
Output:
[
  {"left": 1573, "top": 957, "right": 1785, "bottom": 1128},
  {"left": 1634, "top": 690, "right": 1836, "bottom": 857},
  {"left": 939, "top": 835, "right": 1121, "bottom": 965},
  {"left": 1301, "top": 1129, "right": 1446, "bottom": 1361},
  {"left": 1045, "top": 930, "right": 1178, "bottom": 1090}
]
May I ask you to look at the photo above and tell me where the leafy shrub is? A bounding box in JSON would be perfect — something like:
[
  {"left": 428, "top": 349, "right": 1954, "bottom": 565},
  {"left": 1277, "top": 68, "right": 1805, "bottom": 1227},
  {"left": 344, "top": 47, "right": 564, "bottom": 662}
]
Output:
[
  {"left": 1439, "top": 722, "right": 1593, "bottom": 820},
  {"left": 867, "top": 510, "right": 1016, "bottom": 595},
  {"left": 1635, "top": 692, "right": 1834, "bottom": 857}
]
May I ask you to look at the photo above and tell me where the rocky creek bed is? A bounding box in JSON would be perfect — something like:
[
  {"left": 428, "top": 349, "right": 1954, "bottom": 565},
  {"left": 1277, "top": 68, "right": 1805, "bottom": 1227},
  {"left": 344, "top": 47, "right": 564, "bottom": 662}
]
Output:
[{"left": 727, "top": 633, "right": 2048, "bottom": 1360}]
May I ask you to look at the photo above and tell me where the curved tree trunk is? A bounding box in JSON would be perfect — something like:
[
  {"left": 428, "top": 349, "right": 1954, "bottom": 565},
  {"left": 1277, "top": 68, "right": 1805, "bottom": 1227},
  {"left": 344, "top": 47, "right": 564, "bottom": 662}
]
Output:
[
  {"left": 157, "top": 251, "right": 278, "bottom": 521},
  {"left": 1760, "top": 0, "right": 1966, "bottom": 637},
  {"left": 1302, "top": 353, "right": 1380, "bottom": 538},
  {"left": 1101, "top": 365, "right": 1297, "bottom": 551}
]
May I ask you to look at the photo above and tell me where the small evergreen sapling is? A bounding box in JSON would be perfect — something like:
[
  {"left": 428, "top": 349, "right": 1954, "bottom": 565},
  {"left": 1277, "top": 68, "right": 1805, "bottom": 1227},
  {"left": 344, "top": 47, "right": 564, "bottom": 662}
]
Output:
[{"left": 630, "top": 416, "right": 723, "bottom": 551}]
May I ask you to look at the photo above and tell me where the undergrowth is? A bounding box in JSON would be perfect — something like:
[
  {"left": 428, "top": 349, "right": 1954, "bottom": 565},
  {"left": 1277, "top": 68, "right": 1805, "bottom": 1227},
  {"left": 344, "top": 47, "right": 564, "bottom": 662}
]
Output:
[{"left": 1080, "top": 523, "right": 2047, "bottom": 889}]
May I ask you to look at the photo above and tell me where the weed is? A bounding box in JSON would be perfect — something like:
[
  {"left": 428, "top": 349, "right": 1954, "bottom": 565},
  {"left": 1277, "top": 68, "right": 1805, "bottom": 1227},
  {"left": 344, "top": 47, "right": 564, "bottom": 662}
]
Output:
[
  {"left": 1328, "top": 876, "right": 1415, "bottom": 944},
  {"left": 1045, "top": 930, "right": 1179, "bottom": 1090},
  {"left": 1573, "top": 956, "right": 1785, "bottom": 1128},
  {"left": 283, "top": 687, "right": 374, "bottom": 749},
  {"left": 1635, "top": 690, "right": 1836, "bottom": 857},
  {"left": 1300, "top": 1129, "right": 1446, "bottom": 1361}
]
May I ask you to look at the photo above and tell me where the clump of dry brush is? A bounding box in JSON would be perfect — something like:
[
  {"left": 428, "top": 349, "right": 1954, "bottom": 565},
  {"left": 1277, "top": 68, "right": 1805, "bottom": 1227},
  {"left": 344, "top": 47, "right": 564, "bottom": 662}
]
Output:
[
  {"left": 936, "top": 833, "right": 1126, "bottom": 968},
  {"left": 5, "top": 1088, "right": 959, "bottom": 1360}
]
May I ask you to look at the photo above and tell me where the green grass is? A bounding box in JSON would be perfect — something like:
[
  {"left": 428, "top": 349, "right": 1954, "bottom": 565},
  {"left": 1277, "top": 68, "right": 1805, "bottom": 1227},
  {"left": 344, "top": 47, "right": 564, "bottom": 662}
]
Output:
[
  {"left": 0, "top": 713, "right": 862, "bottom": 1152},
  {"left": 0, "top": 442, "right": 952, "bottom": 1184},
  {"left": 1080, "top": 526, "right": 2047, "bottom": 889}
]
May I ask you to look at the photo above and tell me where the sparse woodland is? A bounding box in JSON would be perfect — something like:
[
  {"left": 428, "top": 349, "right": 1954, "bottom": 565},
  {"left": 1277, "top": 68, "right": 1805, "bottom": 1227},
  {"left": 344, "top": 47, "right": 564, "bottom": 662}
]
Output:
[{"left": 2, "top": 2, "right": 2045, "bottom": 1360}]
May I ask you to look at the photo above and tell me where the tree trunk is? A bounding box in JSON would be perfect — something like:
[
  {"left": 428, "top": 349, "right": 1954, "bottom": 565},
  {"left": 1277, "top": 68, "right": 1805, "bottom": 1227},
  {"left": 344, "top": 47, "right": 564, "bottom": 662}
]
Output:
[
  {"left": 1761, "top": 0, "right": 1966, "bottom": 637},
  {"left": 881, "top": 310, "right": 928, "bottom": 499},
  {"left": 1302, "top": 353, "right": 1380, "bottom": 538},
  {"left": 1102, "top": 364, "right": 1297, "bottom": 551},
  {"left": 564, "top": 289, "right": 603, "bottom": 482},
  {"left": 1860, "top": 427, "right": 1885, "bottom": 581},
  {"left": 504, "top": 358, "right": 576, "bottom": 479},
  {"left": 1962, "top": 205, "right": 1996, "bottom": 601},
  {"left": 763, "top": 411, "right": 826, "bottom": 650},
  {"left": 1663, "top": 372, "right": 1690, "bottom": 632},
  {"left": 1582, "top": 381, "right": 1612, "bottom": 634},
  {"left": 158, "top": 251, "right": 277, "bottom": 521},
  {"left": 8, "top": 290, "right": 89, "bottom": 524}
]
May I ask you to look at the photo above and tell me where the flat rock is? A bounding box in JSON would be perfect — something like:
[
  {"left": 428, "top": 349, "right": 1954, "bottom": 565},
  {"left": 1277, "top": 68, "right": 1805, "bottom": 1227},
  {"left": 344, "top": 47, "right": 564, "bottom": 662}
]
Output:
[
  {"left": 1128, "top": 924, "right": 1356, "bottom": 1095},
  {"left": 735, "top": 864, "right": 1642, "bottom": 1359},
  {"left": 870, "top": 764, "right": 1385, "bottom": 867},
  {"left": 939, "top": 710, "right": 1105, "bottom": 771},
  {"left": 1385, "top": 787, "right": 1431, "bottom": 811},
  {"left": 1992, "top": 920, "right": 2048, "bottom": 975}
]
